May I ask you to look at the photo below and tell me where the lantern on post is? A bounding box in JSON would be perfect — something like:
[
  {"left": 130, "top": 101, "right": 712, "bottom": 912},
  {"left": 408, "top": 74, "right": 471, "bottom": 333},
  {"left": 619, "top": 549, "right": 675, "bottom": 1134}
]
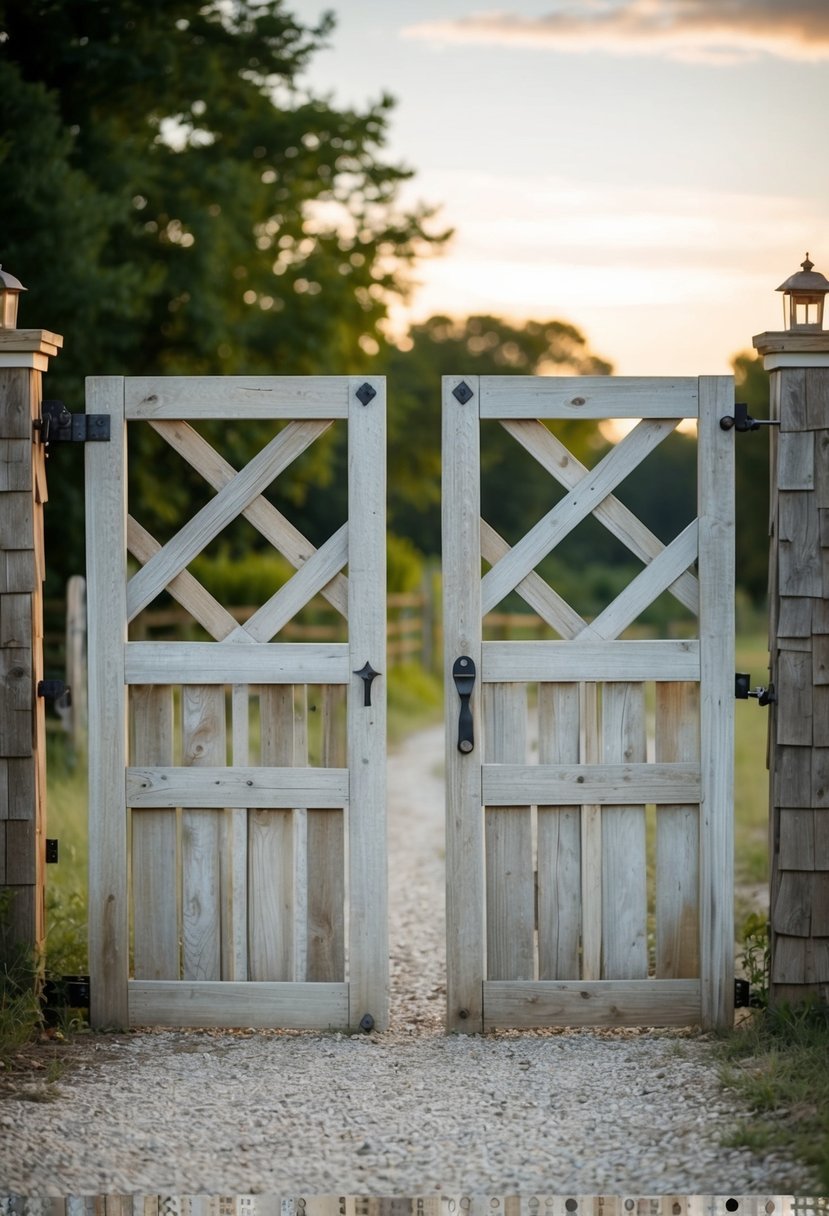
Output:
[
  {"left": 776, "top": 253, "right": 829, "bottom": 332},
  {"left": 0, "top": 265, "right": 26, "bottom": 329}
]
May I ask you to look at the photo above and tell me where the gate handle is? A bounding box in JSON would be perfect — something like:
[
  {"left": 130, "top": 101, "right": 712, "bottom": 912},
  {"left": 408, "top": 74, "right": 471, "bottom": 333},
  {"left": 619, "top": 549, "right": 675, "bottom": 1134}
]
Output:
[{"left": 452, "top": 656, "right": 476, "bottom": 754}]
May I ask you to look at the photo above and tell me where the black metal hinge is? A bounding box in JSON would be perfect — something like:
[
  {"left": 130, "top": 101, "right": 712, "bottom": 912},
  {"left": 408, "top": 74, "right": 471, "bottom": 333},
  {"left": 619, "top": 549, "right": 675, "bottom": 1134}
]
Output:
[
  {"left": 37, "top": 679, "right": 72, "bottom": 710},
  {"left": 720, "top": 402, "right": 780, "bottom": 433},
  {"left": 734, "top": 978, "right": 751, "bottom": 1008},
  {"left": 42, "top": 975, "right": 91, "bottom": 1023},
  {"left": 35, "top": 399, "right": 110, "bottom": 446},
  {"left": 45, "top": 838, "right": 59, "bottom": 864},
  {"left": 735, "top": 672, "right": 776, "bottom": 705}
]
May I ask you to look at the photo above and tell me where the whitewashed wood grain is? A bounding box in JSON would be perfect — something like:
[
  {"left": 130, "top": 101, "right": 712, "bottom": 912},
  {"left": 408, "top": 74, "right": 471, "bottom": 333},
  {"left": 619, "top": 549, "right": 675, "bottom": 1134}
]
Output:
[
  {"left": 224, "top": 683, "right": 249, "bottom": 980},
  {"left": 307, "top": 684, "right": 346, "bottom": 982},
  {"left": 537, "top": 683, "right": 582, "bottom": 979},
  {"left": 482, "top": 420, "right": 678, "bottom": 613},
  {"left": 484, "top": 683, "right": 533, "bottom": 981},
  {"left": 125, "top": 641, "right": 350, "bottom": 685},
  {"left": 347, "top": 376, "right": 388, "bottom": 1031},
  {"left": 697, "top": 376, "right": 736, "bottom": 1029},
  {"left": 128, "top": 979, "right": 349, "bottom": 1028},
  {"left": 482, "top": 762, "right": 700, "bottom": 805},
  {"left": 655, "top": 682, "right": 701, "bottom": 979},
  {"left": 501, "top": 419, "right": 699, "bottom": 615},
  {"left": 149, "top": 418, "right": 348, "bottom": 617},
  {"left": 181, "top": 686, "right": 225, "bottom": 982},
  {"left": 249, "top": 686, "right": 294, "bottom": 981},
  {"left": 581, "top": 681, "right": 602, "bottom": 981},
  {"left": 482, "top": 979, "right": 701, "bottom": 1029},
  {"left": 127, "top": 765, "right": 349, "bottom": 807},
  {"left": 479, "top": 376, "right": 699, "bottom": 419},
  {"left": 443, "top": 375, "right": 485, "bottom": 1032},
  {"left": 601, "top": 683, "right": 648, "bottom": 980},
  {"left": 130, "top": 685, "right": 178, "bottom": 980},
  {"left": 85, "top": 376, "right": 129, "bottom": 1028},
  {"left": 126, "top": 420, "right": 329, "bottom": 619},
  {"left": 125, "top": 375, "right": 352, "bottom": 419},
  {"left": 482, "top": 639, "right": 699, "bottom": 682}
]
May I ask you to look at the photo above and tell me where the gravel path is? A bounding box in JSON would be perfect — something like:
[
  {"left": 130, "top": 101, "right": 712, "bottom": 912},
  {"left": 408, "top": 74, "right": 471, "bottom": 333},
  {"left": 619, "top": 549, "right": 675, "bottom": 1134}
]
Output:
[{"left": 0, "top": 723, "right": 807, "bottom": 1197}]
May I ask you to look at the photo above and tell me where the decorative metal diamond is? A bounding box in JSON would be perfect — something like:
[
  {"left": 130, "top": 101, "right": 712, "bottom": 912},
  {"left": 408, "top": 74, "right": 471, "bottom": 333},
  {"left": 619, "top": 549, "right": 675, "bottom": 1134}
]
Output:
[
  {"left": 452, "top": 380, "right": 473, "bottom": 405},
  {"left": 356, "top": 382, "right": 377, "bottom": 406}
]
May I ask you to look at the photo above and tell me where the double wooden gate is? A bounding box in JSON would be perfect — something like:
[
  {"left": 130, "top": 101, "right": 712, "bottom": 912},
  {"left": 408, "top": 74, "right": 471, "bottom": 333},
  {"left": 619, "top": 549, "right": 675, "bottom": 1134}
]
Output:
[
  {"left": 85, "top": 376, "right": 387, "bottom": 1031},
  {"left": 442, "top": 375, "right": 735, "bottom": 1032}
]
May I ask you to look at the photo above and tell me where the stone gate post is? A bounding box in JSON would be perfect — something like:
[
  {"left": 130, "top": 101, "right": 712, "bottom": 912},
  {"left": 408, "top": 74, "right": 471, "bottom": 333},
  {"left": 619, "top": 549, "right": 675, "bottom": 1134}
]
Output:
[
  {"left": 755, "top": 269, "right": 829, "bottom": 1006},
  {"left": 0, "top": 304, "right": 63, "bottom": 960}
]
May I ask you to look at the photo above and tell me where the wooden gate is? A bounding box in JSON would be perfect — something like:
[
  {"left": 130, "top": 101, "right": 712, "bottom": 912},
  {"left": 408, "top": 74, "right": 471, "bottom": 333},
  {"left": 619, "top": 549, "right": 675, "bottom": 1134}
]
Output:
[
  {"left": 85, "top": 376, "right": 387, "bottom": 1031},
  {"left": 443, "top": 375, "right": 735, "bottom": 1032}
]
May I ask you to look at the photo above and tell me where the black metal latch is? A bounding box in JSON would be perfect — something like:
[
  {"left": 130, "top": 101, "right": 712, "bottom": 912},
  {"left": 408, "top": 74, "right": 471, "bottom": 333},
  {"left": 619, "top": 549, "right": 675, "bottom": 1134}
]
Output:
[
  {"left": 735, "top": 672, "right": 776, "bottom": 705},
  {"left": 36, "top": 399, "right": 110, "bottom": 447},
  {"left": 720, "top": 402, "right": 780, "bottom": 433},
  {"left": 37, "top": 679, "right": 72, "bottom": 711},
  {"left": 452, "top": 655, "right": 476, "bottom": 754}
]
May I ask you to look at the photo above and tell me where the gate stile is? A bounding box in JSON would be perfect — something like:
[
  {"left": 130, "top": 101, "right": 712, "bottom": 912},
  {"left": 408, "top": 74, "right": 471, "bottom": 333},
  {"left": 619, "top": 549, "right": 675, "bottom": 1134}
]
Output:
[
  {"left": 86, "top": 375, "right": 387, "bottom": 1031},
  {"left": 443, "top": 375, "right": 735, "bottom": 1032}
]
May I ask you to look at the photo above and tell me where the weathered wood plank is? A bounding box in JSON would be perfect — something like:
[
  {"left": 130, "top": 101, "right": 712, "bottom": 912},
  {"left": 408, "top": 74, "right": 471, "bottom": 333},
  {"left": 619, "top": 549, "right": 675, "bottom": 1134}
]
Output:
[
  {"left": 778, "top": 809, "right": 815, "bottom": 870},
  {"left": 347, "top": 376, "right": 388, "bottom": 1031},
  {"left": 482, "top": 762, "right": 700, "bottom": 805},
  {"left": 816, "top": 809, "right": 829, "bottom": 870},
  {"left": 479, "top": 376, "right": 699, "bottom": 419},
  {"left": 443, "top": 374, "right": 484, "bottom": 1031},
  {"left": 776, "top": 648, "right": 814, "bottom": 744},
  {"left": 125, "top": 376, "right": 352, "bottom": 419},
  {"left": 0, "top": 492, "right": 33, "bottom": 550},
  {"left": 125, "top": 641, "right": 350, "bottom": 685},
  {"left": 537, "top": 683, "right": 581, "bottom": 979},
  {"left": 127, "top": 765, "right": 349, "bottom": 807},
  {"left": 778, "top": 492, "right": 822, "bottom": 597},
  {"left": 0, "top": 647, "right": 32, "bottom": 757},
  {"left": 806, "top": 368, "right": 829, "bottom": 430},
  {"left": 482, "top": 420, "right": 677, "bottom": 612},
  {"left": 581, "top": 681, "right": 602, "bottom": 981},
  {"left": 149, "top": 419, "right": 348, "bottom": 617},
  {"left": 85, "top": 376, "right": 129, "bottom": 1029},
  {"left": 777, "top": 596, "right": 813, "bottom": 638},
  {"left": 181, "top": 686, "right": 225, "bottom": 982},
  {"left": 130, "top": 685, "right": 178, "bottom": 980},
  {"left": 814, "top": 748, "right": 829, "bottom": 809},
  {"left": 697, "top": 375, "right": 735, "bottom": 1030},
  {"left": 655, "top": 682, "right": 700, "bottom": 979},
  {"left": 502, "top": 419, "right": 699, "bottom": 615},
  {"left": 224, "top": 683, "right": 249, "bottom": 980},
  {"left": 249, "top": 686, "right": 294, "bottom": 981},
  {"left": 483, "top": 979, "right": 701, "bottom": 1029},
  {"left": 813, "top": 635, "right": 829, "bottom": 685},
  {"left": 0, "top": 440, "right": 31, "bottom": 491},
  {"left": 777, "top": 367, "right": 808, "bottom": 431},
  {"left": 128, "top": 980, "right": 349, "bottom": 1028},
  {"left": 777, "top": 430, "right": 815, "bottom": 490},
  {"left": 601, "top": 683, "right": 648, "bottom": 980},
  {"left": 127, "top": 421, "right": 330, "bottom": 619},
  {"left": 306, "top": 684, "right": 346, "bottom": 982},
  {"left": 774, "top": 745, "right": 812, "bottom": 808},
  {"left": 484, "top": 683, "right": 533, "bottom": 981},
  {"left": 482, "top": 639, "right": 699, "bottom": 683},
  {"left": 5, "top": 757, "right": 34, "bottom": 819}
]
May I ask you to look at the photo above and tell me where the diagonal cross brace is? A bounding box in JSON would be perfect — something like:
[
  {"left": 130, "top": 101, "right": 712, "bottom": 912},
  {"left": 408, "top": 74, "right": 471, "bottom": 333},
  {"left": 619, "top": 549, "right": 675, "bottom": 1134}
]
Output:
[{"left": 481, "top": 418, "right": 678, "bottom": 614}]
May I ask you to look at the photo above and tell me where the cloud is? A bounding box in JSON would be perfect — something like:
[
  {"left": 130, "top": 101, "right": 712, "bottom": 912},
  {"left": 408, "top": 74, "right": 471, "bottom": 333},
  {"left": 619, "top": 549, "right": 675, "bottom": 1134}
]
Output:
[{"left": 402, "top": 1, "right": 829, "bottom": 65}]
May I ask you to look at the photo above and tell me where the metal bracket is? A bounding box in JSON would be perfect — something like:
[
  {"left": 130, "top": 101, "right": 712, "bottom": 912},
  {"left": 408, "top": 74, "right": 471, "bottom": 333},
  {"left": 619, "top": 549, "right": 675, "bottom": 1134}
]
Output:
[
  {"left": 354, "top": 661, "right": 380, "bottom": 707},
  {"left": 452, "top": 655, "right": 476, "bottom": 753},
  {"left": 735, "top": 672, "right": 776, "bottom": 706},
  {"left": 734, "top": 978, "right": 751, "bottom": 1008},
  {"left": 355, "top": 382, "right": 376, "bottom": 407},
  {"left": 37, "top": 679, "right": 72, "bottom": 711},
  {"left": 36, "top": 399, "right": 111, "bottom": 447},
  {"left": 452, "top": 381, "right": 474, "bottom": 405},
  {"left": 45, "top": 838, "right": 59, "bottom": 864},
  {"left": 42, "top": 975, "right": 91, "bottom": 1023},
  {"left": 720, "top": 402, "right": 780, "bottom": 433}
]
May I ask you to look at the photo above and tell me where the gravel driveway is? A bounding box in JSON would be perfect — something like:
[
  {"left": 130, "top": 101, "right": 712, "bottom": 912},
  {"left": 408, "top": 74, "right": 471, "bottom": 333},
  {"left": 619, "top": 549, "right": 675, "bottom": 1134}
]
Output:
[{"left": 0, "top": 723, "right": 807, "bottom": 1197}]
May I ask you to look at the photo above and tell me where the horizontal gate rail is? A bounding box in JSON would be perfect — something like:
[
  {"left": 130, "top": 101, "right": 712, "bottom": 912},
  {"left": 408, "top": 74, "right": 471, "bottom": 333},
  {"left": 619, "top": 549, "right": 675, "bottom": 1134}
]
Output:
[
  {"left": 482, "top": 639, "right": 699, "bottom": 681},
  {"left": 124, "top": 641, "right": 350, "bottom": 683},
  {"left": 124, "top": 375, "right": 353, "bottom": 418},
  {"left": 482, "top": 763, "right": 701, "bottom": 805},
  {"left": 127, "top": 766, "right": 349, "bottom": 808},
  {"left": 483, "top": 979, "right": 701, "bottom": 1029},
  {"left": 479, "top": 375, "right": 700, "bottom": 418},
  {"left": 129, "top": 980, "right": 349, "bottom": 1029}
]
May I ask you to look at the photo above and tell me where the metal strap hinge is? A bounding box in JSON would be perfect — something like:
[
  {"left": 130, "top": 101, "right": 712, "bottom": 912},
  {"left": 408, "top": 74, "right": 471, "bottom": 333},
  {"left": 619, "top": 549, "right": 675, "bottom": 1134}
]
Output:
[{"left": 36, "top": 399, "right": 110, "bottom": 445}]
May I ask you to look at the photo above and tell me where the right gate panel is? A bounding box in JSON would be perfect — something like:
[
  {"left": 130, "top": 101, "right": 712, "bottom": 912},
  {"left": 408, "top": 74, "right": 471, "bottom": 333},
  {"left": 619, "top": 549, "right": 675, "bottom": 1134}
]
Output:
[{"left": 442, "top": 375, "right": 735, "bottom": 1032}]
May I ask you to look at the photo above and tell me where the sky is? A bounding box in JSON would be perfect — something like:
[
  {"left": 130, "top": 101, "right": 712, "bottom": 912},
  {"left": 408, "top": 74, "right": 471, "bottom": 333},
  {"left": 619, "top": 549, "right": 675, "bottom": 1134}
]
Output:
[{"left": 287, "top": 0, "right": 829, "bottom": 375}]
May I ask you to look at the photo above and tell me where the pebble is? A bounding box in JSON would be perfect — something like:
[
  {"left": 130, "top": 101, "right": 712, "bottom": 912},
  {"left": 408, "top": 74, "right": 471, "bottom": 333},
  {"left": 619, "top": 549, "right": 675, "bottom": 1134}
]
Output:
[{"left": 0, "top": 724, "right": 810, "bottom": 1196}]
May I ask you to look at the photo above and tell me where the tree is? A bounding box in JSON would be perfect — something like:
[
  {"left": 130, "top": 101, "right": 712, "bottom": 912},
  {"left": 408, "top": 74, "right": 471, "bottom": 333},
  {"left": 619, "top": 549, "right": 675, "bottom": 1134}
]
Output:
[{"left": 0, "top": 0, "right": 447, "bottom": 585}]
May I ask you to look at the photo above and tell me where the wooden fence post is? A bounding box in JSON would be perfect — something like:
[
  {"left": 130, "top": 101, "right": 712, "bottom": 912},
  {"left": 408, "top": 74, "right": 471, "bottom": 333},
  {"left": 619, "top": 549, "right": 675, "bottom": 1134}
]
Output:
[
  {"left": 754, "top": 322, "right": 829, "bottom": 1007},
  {"left": 0, "top": 322, "right": 63, "bottom": 961}
]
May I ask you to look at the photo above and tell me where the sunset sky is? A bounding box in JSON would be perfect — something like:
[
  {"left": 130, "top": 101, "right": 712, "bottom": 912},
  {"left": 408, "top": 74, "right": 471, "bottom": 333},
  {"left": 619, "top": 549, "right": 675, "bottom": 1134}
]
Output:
[{"left": 290, "top": 0, "right": 829, "bottom": 375}]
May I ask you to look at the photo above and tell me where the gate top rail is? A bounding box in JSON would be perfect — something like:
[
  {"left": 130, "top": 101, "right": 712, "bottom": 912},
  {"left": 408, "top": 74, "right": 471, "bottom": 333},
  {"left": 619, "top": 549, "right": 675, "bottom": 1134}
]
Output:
[
  {"left": 92, "top": 374, "right": 376, "bottom": 419},
  {"left": 476, "top": 375, "right": 700, "bottom": 419}
]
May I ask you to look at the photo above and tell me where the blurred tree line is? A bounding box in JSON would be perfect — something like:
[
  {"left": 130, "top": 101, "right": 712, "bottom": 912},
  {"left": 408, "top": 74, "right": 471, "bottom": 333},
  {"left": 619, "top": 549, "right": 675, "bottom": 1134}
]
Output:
[{"left": 1, "top": 0, "right": 770, "bottom": 620}]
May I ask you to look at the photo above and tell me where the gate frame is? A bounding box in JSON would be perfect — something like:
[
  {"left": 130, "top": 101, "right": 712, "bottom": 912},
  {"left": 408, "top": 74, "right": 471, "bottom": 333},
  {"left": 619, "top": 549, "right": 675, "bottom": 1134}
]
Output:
[{"left": 442, "top": 374, "right": 735, "bottom": 1032}]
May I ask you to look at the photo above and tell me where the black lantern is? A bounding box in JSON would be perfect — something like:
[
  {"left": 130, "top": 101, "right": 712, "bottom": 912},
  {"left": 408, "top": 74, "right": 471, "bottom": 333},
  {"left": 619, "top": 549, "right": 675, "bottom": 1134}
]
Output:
[
  {"left": 776, "top": 253, "right": 829, "bottom": 331},
  {"left": 0, "top": 265, "right": 26, "bottom": 329}
]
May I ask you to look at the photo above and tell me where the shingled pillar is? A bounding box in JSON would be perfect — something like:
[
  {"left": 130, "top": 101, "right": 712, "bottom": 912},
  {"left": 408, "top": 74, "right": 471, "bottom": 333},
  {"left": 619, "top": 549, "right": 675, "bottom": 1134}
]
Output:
[
  {"left": 0, "top": 327, "right": 63, "bottom": 960},
  {"left": 753, "top": 327, "right": 829, "bottom": 1007}
]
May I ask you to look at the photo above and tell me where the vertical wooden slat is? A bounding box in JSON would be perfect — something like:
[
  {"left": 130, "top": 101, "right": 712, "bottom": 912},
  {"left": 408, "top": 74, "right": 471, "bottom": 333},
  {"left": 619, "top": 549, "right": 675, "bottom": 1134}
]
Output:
[
  {"left": 86, "top": 376, "right": 129, "bottom": 1028},
  {"left": 307, "top": 683, "right": 346, "bottom": 981},
  {"left": 601, "top": 681, "right": 648, "bottom": 979},
  {"left": 443, "top": 375, "right": 484, "bottom": 1031},
  {"left": 347, "top": 375, "right": 388, "bottom": 1030},
  {"left": 181, "top": 685, "right": 225, "bottom": 981},
  {"left": 537, "top": 682, "right": 582, "bottom": 978},
  {"left": 249, "top": 685, "right": 294, "bottom": 980},
  {"left": 655, "top": 681, "right": 700, "bottom": 978},
  {"left": 698, "top": 374, "right": 736, "bottom": 1028},
  {"left": 580, "top": 681, "right": 602, "bottom": 980},
  {"left": 484, "top": 682, "right": 532, "bottom": 979},
  {"left": 223, "top": 683, "right": 250, "bottom": 980},
  {"left": 293, "top": 683, "right": 308, "bottom": 980},
  {"left": 131, "top": 685, "right": 177, "bottom": 979}
]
